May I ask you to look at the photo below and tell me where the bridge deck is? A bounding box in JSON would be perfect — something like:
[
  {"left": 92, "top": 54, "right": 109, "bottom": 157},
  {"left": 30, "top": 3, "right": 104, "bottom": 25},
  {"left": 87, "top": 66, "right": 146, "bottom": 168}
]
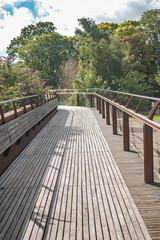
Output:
[{"left": 0, "top": 106, "right": 153, "bottom": 239}]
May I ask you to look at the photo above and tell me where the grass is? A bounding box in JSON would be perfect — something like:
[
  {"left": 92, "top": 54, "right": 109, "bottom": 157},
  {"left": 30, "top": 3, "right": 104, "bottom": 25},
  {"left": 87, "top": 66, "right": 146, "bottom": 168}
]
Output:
[{"left": 153, "top": 115, "right": 160, "bottom": 123}]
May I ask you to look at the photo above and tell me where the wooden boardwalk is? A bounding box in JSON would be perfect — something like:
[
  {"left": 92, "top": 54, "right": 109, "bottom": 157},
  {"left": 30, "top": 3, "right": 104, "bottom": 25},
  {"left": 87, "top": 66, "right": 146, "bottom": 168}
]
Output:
[{"left": 0, "top": 106, "right": 151, "bottom": 239}]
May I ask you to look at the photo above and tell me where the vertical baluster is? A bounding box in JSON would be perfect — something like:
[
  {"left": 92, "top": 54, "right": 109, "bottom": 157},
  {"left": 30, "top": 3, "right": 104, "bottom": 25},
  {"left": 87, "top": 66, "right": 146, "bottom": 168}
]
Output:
[
  {"left": 0, "top": 104, "right": 5, "bottom": 124},
  {"left": 112, "top": 106, "right": 117, "bottom": 134},
  {"left": 106, "top": 102, "right": 110, "bottom": 125},
  {"left": 143, "top": 124, "right": 153, "bottom": 183},
  {"left": 123, "top": 112, "right": 129, "bottom": 151},
  {"left": 13, "top": 101, "right": 18, "bottom": 118}
]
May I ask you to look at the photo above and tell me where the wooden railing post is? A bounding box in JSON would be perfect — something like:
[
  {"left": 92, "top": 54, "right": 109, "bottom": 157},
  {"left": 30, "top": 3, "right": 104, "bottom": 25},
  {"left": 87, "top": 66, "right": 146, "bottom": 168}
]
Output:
[
  {"left": 99, "top": 98, "right": 102, "bottom": 114},
  {"left": 13, "top": 102, "right": 18, "bottom": 118},
  {"left": 123, "top": 112, "right": 129, "bottom": 151},
  {"left": 90, "top": 94, "right": 93, "bottom": 108},
  {"left": 77, "top": 94, "right": 79, "bottom": 106},
  {"left": 22, "top": 100, "right": 27, "bottom": 113},
  {"left": 106, "top": 102, "right": 110, "bottom": 125},
  {"left": 30, "top": 99, "right": 34, "bottom": 110},
  {"left": 0, "top": 105, "right": 5, "bottom": 124},
  {"left": 47, "top": 94, "right": 49, "bottom": 102},
  {"left": 40, "top": 94, "right": 43, "bottom": 105},
  {"left": 143, "top": 124, "right": 153, "bottom": 183},
  {"left": 96, "top": 96, "right": 99, "bottom": 110},
  {"left": 102, "top": 99, "right": 105, "bottom": 118},
  {"left": 36, "top": 96, "right": 39, "bottom": 107},
  {"left": 112, "top": 106, "right": 117, "bottom": 134}
]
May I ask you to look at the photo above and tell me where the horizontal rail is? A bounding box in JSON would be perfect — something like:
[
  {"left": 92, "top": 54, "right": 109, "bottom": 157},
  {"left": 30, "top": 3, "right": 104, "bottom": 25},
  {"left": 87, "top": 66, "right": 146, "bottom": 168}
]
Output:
[
  {"left": 0, "top": 92, "right": 57, "bottom": 125},
  {"left": 56, "top": 88, "right": 160, "bottom": 102},
  {"left": 56, "top": 89, "right": 160, "bottom": 183},
  {"left": 95, "top": 93, "right": 160, "bottom": 132},
  {"left": 0, "top": 95, "right": 37, "bottom": 105}
]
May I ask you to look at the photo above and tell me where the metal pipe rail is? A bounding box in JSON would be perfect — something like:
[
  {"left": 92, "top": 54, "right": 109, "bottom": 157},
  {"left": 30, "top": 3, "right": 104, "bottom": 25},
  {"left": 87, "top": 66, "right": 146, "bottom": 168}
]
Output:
[
  {"left": 0, "top": 92, "right": 57, "bottom": 125},
  {"left": 56, "top": 88, "right": 160, "bottom": 183}
]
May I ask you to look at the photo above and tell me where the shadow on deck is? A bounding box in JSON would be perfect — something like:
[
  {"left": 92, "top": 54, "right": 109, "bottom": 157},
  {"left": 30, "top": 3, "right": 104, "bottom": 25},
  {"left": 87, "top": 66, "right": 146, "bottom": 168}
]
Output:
[{"left": 0, "top": 106, "right": 160, "bottom": 239}]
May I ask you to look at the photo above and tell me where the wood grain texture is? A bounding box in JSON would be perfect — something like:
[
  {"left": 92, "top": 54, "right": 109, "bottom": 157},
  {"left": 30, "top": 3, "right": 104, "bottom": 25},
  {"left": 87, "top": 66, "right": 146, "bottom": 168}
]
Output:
[
  {"left": 93, "top": 108, "right": 160, "bottom": 240},
  {"left": 0, "top": 98, "right": 58, "bottom": 155},
  {"left": 0, "top": 106, "right": 151, "bottom": 240}
]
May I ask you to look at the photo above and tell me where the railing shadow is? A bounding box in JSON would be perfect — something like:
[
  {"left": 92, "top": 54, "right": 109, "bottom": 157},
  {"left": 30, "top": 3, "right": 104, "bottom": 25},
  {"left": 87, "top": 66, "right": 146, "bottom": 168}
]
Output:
[{"left": 12, "top": 108, "right": 82, "bottom": 239}]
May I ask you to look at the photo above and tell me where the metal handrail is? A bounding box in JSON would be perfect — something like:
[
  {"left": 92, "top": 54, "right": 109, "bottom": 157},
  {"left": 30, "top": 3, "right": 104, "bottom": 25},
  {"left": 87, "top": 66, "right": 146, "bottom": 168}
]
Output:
[
  {"left": 56, "top": 88, "right": 160, "bottom": 101},
  {"left": 0, "top": 92, "right": 57, "bottom": 125},
  {"left": 95, "top": 93, "right": 160, "bottom": 131},
  {"left": 0, "top": 95, "right": 37, "bottom": 105},
  {"left": 56, "top": 88, "right": 160, "bottom": 183}
]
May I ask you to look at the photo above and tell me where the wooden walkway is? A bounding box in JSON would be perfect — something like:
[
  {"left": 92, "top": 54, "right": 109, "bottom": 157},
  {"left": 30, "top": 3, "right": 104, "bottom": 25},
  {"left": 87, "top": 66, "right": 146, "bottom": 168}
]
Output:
[{"left": 0, "top": 106, "right": 151, "bottom": 239}]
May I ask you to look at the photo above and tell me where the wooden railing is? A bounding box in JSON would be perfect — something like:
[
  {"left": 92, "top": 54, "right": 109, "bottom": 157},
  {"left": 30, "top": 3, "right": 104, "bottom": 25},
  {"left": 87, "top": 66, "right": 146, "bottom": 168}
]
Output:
[
  {"left": 56, "top": 88, "right": 160, "bottom": 183},
  {"left": 0, "top": 92, "right": 58, "bottom": 175},
  {"left": 0, "top": 92, "right": 56, "bottom": 125}
]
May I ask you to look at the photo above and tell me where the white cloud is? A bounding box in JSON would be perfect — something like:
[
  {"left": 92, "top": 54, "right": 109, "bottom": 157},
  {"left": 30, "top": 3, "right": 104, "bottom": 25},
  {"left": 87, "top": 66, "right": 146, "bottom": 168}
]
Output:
[
  {"left": 0, "top": 7, "right": 34, "bottom": 54},
  {"left": 0, "top": 0, "right": 159, "bottom": 55},
  {"left": 34, "top": 0, "right": 160, "bottom": 36},
  {"left": 34, "top": 0, "right": 129, "bottom": 36}
]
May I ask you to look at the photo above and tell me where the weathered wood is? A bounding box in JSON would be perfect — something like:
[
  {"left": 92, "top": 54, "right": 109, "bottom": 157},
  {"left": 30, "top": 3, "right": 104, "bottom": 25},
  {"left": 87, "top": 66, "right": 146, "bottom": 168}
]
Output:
[
  {"left": 0, "top": 106, "right": 151, "bottom": 240},
  {"left": 101, "top": 99, "right": 105, "bottom": 118},
  {"left": 0, "top": 98, "right": 58, "bottom": 155},
  {"left": 112, "top": 106, "right": 117, "bottom": 134},
  {"left": 143, "top": 124, "right": 153, "bottom": 183},
  {"left": 123, "top": 111, "right": 130, "bottom": 151},
  {"left": 93, "top": 108, "right": 160, "bottom": 240},
  {"left": 106, "top": 102, "right": 110, "bottom": 125}
]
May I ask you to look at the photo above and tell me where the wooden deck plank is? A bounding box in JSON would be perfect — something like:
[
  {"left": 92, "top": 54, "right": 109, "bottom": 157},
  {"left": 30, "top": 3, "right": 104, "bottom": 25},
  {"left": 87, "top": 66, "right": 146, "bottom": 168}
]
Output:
[
  {"left": 0, "top": 106, "right": 152, "bottom": 240},
  {"left": 92, "top": 107, "right": 160, "bottom": 240}
]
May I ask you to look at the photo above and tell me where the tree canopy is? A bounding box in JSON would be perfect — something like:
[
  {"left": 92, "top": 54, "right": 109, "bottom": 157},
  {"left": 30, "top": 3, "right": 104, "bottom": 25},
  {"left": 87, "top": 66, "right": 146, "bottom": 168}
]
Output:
[
  {"left": 18, "top": 33, "right": 75, "bottom": 86},
  {"left": 3, "top": 9, "right": 160, "bottom": 98},
  {"left": 7, "top": 22, "right": 56, "bottom": 56}
]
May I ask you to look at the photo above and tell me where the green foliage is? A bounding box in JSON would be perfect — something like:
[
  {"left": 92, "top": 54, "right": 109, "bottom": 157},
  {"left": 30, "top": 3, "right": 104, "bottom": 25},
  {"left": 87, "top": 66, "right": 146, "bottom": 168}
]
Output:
[
  {"left": 0, "top": 57, "right": 46, "bottom": 103},
  {"left": 98, "top": 22, "right": 119, "bottom": 34},
  {"left": 75, "top": 17, "right": 109, "bottom": 42},
  {"left": 73, "top": 64, "right": 104, "bottom": 90},
  {"left": 7, "top": 22, "right": 56, "bottom": 56},
  {"left": 72, "top": 11, "right": 160, "bottom": 96},
  {"left": 118, "top": 71, "right": 150, "bottom": 95},
  {"left": 140, "top": 9, "right": 160, "bottom": 71},
  {"left": 18, "top": 33, "right": 75, "bottom": 86},
  {"left": 5, "top": 10, "right": 160, "bottom": 99}
]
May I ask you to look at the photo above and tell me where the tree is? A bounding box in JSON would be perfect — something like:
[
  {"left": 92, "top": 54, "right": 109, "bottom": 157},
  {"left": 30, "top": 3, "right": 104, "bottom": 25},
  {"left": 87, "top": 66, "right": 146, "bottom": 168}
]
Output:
[
  {"left": 0, "top": 57, "right": 46, "bottom": 105},
  {"left": 18, "top": 33, "right": 75, "bottom": 86},
  {"left": 98, "top": 22, "right": 119, "bottom": 34},
  {"left": 140, "top": 9, "right": 160, "bottom": 70},
  {"left": 118, "top": 70, "right": 151, "bottom": 95},
  {"left": 75, "top": 17, "right": 109, "bottom": 42},
  {"left": 7, "top": 22, "right": 56, "bottom": 56}
]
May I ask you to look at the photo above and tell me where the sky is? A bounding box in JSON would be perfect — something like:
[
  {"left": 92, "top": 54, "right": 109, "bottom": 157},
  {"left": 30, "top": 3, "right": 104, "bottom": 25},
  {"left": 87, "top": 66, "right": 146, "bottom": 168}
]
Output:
[{"left": 0, "top": 0, "right": 159, "bottom": 56}]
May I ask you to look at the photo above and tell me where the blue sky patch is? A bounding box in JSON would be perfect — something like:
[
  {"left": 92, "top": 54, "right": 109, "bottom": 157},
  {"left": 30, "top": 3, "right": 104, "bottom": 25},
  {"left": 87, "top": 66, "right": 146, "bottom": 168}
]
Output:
[
  {"left": 1, "top": 5, "right": 14, "bottom": 16},
  {"left": 15, "top": 1, "right": 37, "bottom": 17}
]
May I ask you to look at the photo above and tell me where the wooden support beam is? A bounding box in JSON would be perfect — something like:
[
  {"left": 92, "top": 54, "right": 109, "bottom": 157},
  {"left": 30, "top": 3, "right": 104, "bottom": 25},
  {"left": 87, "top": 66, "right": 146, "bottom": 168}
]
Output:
[
  {"left": 106, "top": 102, "right": 110, "bottom": 125},
  {"left": 143, "top": 124, "right": 153, "bottom": 183},
  {"left": 22, "top": 100, "right": 27, "bottom": 113},
  {"left": 0, "top": 105, "right": 5, "bottom": 124},
  {"left": 99, "top": 98, "right": 102, "bottom": 114},
  {"left": 77, "top": 94, "right": 79, "bottom": 106},
  {"left": 123, "top": 112, "right": 130, "bottom": 151},
  {"left": 90, "top": 94, "right": 93, "bottom": 108},
  {"left": 96, "top": 96, "right": 99, "bottom": 110},
  {"left": 13, "top": 102, "right": 18, "bottom": 118},
  {"left": 112, "top": 106, "right": 117, "bottom": 135},
  {"left": 102, "top": 99, "right": 105, "bottom": 118}
]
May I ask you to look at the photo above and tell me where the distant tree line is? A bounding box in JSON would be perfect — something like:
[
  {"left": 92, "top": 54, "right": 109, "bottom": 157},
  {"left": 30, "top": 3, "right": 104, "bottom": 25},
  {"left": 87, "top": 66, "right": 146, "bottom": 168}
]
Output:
[{"left": 0, "top": 9, "right": 160, "bottom": 102}]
